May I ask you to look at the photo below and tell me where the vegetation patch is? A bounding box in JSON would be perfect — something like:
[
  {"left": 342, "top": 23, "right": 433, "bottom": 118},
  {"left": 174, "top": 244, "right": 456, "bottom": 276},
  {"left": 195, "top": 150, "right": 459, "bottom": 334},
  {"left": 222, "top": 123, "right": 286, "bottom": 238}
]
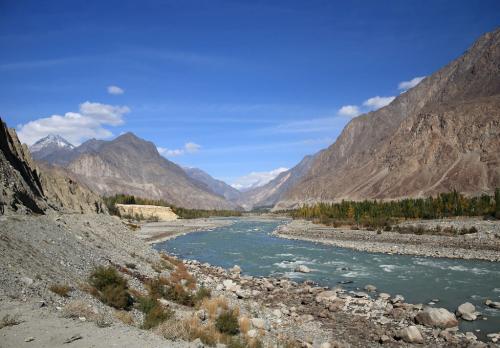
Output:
[
  {"left": 290, "top": 190, "right": 500, "bottom": 228},
  {"left": 49, "top": 283, "right": 71, "bottom": 297},
  {"left": 88, "top": 266, "right": 133, "bottom": 310},
  {"left": 216, "top": 310, "right": 240, "bottom": 335},
  {"left": 394, "top": 225, "right": 478, "bottom": 236}
]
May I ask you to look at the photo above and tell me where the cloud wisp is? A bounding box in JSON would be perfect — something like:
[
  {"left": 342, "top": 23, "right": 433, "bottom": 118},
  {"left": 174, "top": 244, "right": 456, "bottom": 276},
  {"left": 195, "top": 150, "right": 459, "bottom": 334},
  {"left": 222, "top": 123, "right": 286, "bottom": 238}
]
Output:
[
  {"left": 398, "top": 76, "right": 426, "bottom": 91},
  {"left": 336, "top": 75, "right": 425, "bottom": 118},
  {"left": 157, "top": 142, "right": 201, "bottom": 157},
  {"left": 107, "top": 85, "right": 125, "bottom": 95},
  {"left": 231, "top": 167, "right": 288, "bottom": 190},
  {"left": 17, "top": 102, "right": 130, "bottom": 145}
]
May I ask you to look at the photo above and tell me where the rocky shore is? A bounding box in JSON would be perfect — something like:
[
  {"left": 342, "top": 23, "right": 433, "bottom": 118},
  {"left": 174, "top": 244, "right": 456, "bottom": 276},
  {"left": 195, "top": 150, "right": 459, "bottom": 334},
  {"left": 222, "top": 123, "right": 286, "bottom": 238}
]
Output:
[
  {"left": 180, "top": 258, "right": 499, "bottom": 347},
  {"left": 273, "top": 219, "right": 500, "bottom": 261},
  {"left": 2, "top": 212, "right": 499, "bottom": 347}
]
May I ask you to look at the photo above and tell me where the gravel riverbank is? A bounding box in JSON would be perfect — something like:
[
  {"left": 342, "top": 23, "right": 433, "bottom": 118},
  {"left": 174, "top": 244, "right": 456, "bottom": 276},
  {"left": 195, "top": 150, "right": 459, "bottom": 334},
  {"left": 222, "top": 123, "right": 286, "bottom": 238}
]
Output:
[{"left": 273, "top": 219, "right": 500, "bottom": 261}]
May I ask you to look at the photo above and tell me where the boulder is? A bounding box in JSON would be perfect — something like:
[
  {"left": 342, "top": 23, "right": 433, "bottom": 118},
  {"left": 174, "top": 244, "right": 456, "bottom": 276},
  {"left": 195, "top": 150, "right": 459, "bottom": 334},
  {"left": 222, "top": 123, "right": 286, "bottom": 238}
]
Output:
[
  {"left": 251, "top": 318, "right": 266, "bottom": 330},
  {"left": 294, "top": 265, "right": 311, "bottom": 273},
  {"left": 246, "top": 329, "right": 258, "bottom": 338},
  {"left": 415, "top": 307, "right": 458, "bottom": 328},
  {"left": 316, "top": 290, "right": 337, "bottom": 303},
  {"left": 398, "top": 326, "right": 424, "bottom": 344},
  {"left": 456, "top": 302, "right": 479, "bottom": 321},
  {"left": 379, "top": 293, "right": 391, "bottom": 300},
  {"left": 364, "top": 284, "right": 377, "bottom": 292},
  {"left": 485, "top": 299, "right": 500, "bottom": 309},
  {"left": 230, "top": 265, "right": 241, "bottom": 274}
]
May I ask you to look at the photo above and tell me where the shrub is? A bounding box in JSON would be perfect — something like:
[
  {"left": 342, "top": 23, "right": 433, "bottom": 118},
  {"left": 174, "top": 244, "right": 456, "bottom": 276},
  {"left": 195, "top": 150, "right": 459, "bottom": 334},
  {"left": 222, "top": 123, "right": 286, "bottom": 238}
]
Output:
[
  {"left": 125, "top": 263, "right": 136, "bottom": 269},
  {"left": 216, "top": 310, "right": 239, "bottom": 335},
  {"left": 101, "top": 284, "right": 133, "bottom": 309},
  {"left": 115, "top": 310, "right": 134, "bottom": 325},
  {"left": 88, "top": 266, "right": 132, "bottom": 310},
  {"left": 63, "top": 301, "right": 98, "bottom": 320},
  {"left": 142, "top": 303, "right": 174, "bottom": 329},
  {"left": 165, "top": 283, "right": 194, "bottom": 306},
  {"left": 201, "top": 296, "right": 229, "bottom": 320},
  {"left": 89, "top": 266, "right": 127, "bottom": 291},
  {"left": 194, "top": 286, "right": 211, "bottom": 305},
  {"left": 239, "top": 316, "right": 250, "bottom": 334},
  {"left": 49, "top": 283, "right": 71, "bottom": 297}
]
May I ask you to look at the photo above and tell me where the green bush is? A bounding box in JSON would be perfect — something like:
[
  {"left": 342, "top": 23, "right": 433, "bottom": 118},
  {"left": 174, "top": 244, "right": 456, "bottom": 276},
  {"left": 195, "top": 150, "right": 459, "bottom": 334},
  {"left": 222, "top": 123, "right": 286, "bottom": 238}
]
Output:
[
  {"left": 142, "top": 303, "right": 174, "bottom": 329},
  {"left": 89, "top": 266, "right": 127, "bottom": 291},
  {"left": 194, "top": 286, "right": 211, "bottom": 305},
  {"left": 88, "top": 266, "right": 132, "bottom": 310},
  {"left": 216, "top": 311, "right": 239, "bottom": 335}
]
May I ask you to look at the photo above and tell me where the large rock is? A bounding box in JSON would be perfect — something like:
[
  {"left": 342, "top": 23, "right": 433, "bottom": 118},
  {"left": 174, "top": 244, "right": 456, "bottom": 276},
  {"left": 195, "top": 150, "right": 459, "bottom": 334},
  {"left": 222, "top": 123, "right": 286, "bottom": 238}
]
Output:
[
  {"left": 456, "top": 302, "right": 479, "bottom": 321},
  {"left": 398, "top": 326, "right": 424, "bottom": 344},
  {"left": 415, "top": 307, "right": 458, "bottom": 328},
  {"left": 316, "top": 290, "right": 337, "bottom": 303},
  {"left": 251, "top": 318, "right": 266, "bottom": 330},
  {"left": 485, "top": 299, "right": 500, "bottom": 309},
  {"left": 294, "top": 265, "right": 311, "bottom": 273}
]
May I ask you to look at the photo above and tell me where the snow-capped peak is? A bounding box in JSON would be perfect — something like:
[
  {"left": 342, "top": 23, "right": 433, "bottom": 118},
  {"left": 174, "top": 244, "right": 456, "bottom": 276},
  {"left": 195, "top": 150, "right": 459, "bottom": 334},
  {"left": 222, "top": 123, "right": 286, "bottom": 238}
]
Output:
[{"left": 30, "top": 134, "right": 75, "bottom": 152}]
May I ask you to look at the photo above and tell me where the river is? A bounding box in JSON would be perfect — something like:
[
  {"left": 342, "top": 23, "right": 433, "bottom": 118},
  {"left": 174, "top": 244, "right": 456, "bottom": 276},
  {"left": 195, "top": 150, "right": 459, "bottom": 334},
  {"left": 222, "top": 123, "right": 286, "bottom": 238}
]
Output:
[{"left": 154, "top": 218, "right": 500, "bottom": 338}]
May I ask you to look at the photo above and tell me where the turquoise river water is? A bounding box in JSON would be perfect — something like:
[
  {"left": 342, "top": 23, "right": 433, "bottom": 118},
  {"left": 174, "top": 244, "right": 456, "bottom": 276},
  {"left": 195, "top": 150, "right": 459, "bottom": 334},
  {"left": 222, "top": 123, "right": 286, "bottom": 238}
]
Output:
[{"left": 154, "top": 218, "right": 500, "bottom": 338}]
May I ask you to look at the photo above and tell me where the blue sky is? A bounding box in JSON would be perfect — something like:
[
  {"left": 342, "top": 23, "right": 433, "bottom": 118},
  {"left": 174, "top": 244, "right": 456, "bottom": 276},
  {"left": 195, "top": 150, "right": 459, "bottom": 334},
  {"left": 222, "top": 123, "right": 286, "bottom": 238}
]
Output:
[{"left": 1, "top": 1, "right": 499, "bottom": 188}]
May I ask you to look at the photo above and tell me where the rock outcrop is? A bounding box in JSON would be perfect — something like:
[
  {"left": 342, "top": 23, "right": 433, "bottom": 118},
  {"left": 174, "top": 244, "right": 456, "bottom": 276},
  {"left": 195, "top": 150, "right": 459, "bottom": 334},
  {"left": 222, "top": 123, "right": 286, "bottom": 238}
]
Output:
[
  {"left": 0, "top": 118, "right": 106, "bottom": 215},
  {"left": 276, "top": 28, "right": 500, "bottom": 209}
]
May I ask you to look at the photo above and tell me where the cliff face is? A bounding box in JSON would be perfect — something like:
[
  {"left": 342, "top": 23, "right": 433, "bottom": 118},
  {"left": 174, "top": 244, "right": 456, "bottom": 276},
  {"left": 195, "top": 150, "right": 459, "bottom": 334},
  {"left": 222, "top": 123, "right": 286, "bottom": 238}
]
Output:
[
  {"left": 0, "top": 118, "right": 106, "bottom": 215},
  {"left": 276, "top": 28, "right": 500, "bottom": 209}
]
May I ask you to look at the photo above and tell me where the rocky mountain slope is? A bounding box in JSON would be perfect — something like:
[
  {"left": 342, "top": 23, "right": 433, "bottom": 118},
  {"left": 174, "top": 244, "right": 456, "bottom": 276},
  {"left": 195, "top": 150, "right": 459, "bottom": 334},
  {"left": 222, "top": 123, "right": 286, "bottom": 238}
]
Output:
[
  {"left": 183, "top": 166, "right": 242, "bottom": 201},
  {"left": 276, "top": 28, "right": 500, "bottom": 209},
  {"left": 61, "top": 133, "right": 239, "bottom": 210},
  {"left": 0, "top": 118, "right": 105, "bottom": 214},
  {"left": 235, "top": 155, "right": 316, "bottom": 210}
]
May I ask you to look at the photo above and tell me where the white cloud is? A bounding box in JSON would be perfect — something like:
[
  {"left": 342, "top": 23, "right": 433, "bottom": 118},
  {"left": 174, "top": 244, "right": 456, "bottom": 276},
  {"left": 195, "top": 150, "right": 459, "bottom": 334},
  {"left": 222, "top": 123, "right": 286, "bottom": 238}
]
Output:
[
  {"left": 107, "top": 85, "right": 125, "bottom": 95},
  {"left": 231, "top": 167, "right": 288, "bottom": 190},
  {"left": 17, "top": 101, "right": 130, "bottom": 145},
  {"left": 157, "top": 142, "right": 201, "bottom": 157},
  {"left": 362, "top": 96, "right": 396, "bottom": 110},
  {"left": 398, "top": 76, "right": 425, "bottom": 91},
  {"left": 337, "top": 105, "right": 361, "bottom": 118}
]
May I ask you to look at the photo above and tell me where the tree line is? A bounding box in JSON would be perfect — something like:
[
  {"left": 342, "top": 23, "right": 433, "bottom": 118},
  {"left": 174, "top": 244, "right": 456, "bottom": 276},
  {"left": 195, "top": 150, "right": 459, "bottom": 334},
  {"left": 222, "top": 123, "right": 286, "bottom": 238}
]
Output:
[
  {"left": 289, "top": 189, "right": 500, "bottom": 228},
  {"left": 103, "top": 194, "right": 242, "bottom": 219}
]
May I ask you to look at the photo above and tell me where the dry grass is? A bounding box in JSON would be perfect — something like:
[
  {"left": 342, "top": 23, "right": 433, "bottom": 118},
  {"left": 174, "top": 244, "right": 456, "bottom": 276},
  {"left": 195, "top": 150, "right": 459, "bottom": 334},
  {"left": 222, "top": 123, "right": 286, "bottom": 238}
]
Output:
[
  {"left": 239, "top": 316, "right": 251, "bottom": 334},
  {"left": 159, "top": 253, "right": 182, "bottom": 267},
  {"left": 169, "top": 263, "right": 196, "bottom": 289},
  {"left": 200, "top": 296, "right": 229, "bottom": 319},
  {"left": 63, "top": 300, "right": 98, "bottom": 320},
  {"left": 156, "top": 316, "right": 222, "bottom": 346},
  {"left": 0, "top": 314, "right": 21, "bottom": 329},
  {"left": 49, "top": 283, "right": 71, "bottom": 297},
  {"left": 114, "top": 310, "right": 135, "bottom": 325}
]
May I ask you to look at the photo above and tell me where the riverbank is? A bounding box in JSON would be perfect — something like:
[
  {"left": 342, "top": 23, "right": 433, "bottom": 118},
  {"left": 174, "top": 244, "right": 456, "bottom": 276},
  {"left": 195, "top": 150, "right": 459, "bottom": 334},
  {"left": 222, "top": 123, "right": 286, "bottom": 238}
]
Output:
[
  {"left": 273, "top": 218, "right": 500, "bottom": 261},
  {"left": 136, "top": 218, "right": 236, "bottom": 244}
]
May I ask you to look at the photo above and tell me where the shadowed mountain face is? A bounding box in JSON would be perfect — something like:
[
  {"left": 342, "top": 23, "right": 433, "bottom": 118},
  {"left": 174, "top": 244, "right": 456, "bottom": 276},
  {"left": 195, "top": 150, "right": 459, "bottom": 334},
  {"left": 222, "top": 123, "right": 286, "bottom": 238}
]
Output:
[
  {"left": 183, "top": 167, "right": 242, "bottom": 201},
  {"left": 276, "top": 28, "right": 500, "bottom": 209},
  {"left": 0, "top": 119, "right": 106, "bottom": 214},
  {"left": 35, "top": 132, "right": 240, "bottom": 210}
]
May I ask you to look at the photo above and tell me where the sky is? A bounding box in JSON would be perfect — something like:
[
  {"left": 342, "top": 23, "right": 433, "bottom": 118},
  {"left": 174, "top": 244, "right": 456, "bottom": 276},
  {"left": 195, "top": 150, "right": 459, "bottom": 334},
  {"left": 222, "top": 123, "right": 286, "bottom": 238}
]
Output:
[{"left": 1, "top": 0, "right": 499, "bottom": 189}]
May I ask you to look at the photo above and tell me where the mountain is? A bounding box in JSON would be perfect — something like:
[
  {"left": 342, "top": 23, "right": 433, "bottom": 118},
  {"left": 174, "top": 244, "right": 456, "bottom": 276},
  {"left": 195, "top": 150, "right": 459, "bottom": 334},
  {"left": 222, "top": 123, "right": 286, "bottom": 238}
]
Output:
[
  {"left": 275, "top": 28, "right": 500, "bottom": 209},
  {"left": 60, "top": 132, "right": 240, "bottom": 210},
  {"left": 236, "top": 155, "right": 316, "bottom": 210},
  {"left": 30, "top": 134, "right": 75, "bottom": 165},
  {"left": 183, "top": 167, "right": 242, "bottom": 201},
  {"left": 0, "top": 119, "right": 105, "bottom": 214}
]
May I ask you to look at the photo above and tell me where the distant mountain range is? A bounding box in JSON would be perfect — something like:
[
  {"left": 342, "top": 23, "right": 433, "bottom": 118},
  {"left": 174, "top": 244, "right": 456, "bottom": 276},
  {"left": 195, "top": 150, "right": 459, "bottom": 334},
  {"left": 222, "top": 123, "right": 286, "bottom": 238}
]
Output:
[
  {"left": 31, "top": 133, "right": 240, "bottom": 210},
  {"left": 29, "top": 28, "right": 500, "bottom": 211}
]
